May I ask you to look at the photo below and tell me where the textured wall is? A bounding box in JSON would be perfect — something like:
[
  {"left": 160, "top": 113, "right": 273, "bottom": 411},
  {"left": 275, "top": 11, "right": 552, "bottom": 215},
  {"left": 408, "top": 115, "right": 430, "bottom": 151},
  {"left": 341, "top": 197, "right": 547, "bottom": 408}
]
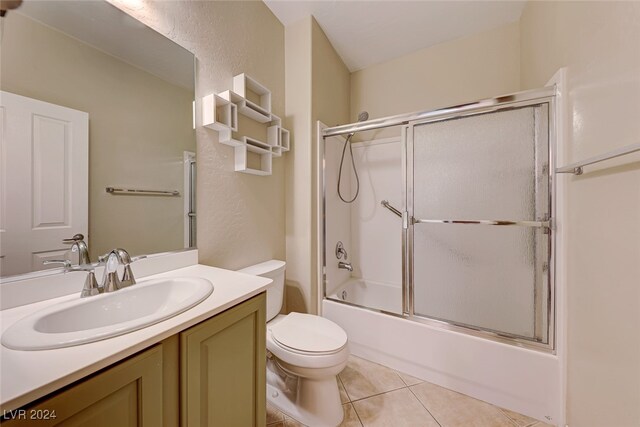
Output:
[
  {"left": 284, "top": 17, "right": 350, "bottom": 314},
  {"left": 521, "top": 2, "right": 640, "bottom": 426},
  {"left": 111, "top": 0, "right": 286, "bottom": 270}
]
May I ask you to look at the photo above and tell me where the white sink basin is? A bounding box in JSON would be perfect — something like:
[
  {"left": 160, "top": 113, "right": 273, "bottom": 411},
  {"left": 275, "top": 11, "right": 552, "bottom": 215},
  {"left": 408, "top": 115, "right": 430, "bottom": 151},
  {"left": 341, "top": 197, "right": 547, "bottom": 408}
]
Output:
[{"left": 2, "top": 277, "right": 213, "bottom": 350}]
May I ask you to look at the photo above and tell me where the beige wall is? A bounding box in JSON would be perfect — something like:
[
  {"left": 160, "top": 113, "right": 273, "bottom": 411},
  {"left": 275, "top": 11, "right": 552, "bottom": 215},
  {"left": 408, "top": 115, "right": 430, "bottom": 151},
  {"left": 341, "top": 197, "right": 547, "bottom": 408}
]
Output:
[
  {"left": 284, "top": 17, "right": 313, "bottom": 313},
  {"left": 311, "top": 19, "right": 351, "bottom": 313},
  {"left": 350, "top": 22, "right": 521, "bottom": 140},
  {"left": 284, "top": 17, "right": 350, "bottom": 314},
  {"left": 1, "top": 12, "right": 194, "bottom": 260},
  {"left": 115, "top": 0, "right": 286, "bottom": 270},
  {"left": 521, "top": 2, "right": 640, "bottom": 426}
]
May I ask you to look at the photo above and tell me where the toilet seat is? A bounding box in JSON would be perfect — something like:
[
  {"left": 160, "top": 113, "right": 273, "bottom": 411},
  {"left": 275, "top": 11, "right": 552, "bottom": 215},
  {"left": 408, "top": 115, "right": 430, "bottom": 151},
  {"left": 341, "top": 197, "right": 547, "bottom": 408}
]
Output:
[
  {"left": 267, "top": 313, "right": 349, "bottom": 370},
  {"left": 271, "top": 313, "right": 348, "bottom": 354}
]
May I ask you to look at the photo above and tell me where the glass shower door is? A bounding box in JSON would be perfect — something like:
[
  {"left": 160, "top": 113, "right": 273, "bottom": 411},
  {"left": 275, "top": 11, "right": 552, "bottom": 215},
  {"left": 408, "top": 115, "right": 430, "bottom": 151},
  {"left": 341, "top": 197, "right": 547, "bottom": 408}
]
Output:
[{"left": 408, "top": 105, "right": 551, "bottom": 342}]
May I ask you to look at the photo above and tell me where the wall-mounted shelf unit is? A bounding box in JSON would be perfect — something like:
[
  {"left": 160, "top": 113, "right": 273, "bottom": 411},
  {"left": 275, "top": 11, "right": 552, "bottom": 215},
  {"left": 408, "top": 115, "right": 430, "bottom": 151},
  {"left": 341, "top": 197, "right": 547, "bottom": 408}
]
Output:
[
  {"left": 267, "top": 114, "right": 290, "bottom": 157},
  {"left": 233, "top": 73, "right": 271, "bottom": 119},
  {"left": 202, "top": 94, "right": 238, "bottom": 142},
  {"left": 203, "top": 74, "right": 291, "bottom": 176},
  {"left": 234, "top": 137, "right": 273, "bottom": 176},
  {"left": 219, "top": 90, "right": 271, "bottom": 124}
]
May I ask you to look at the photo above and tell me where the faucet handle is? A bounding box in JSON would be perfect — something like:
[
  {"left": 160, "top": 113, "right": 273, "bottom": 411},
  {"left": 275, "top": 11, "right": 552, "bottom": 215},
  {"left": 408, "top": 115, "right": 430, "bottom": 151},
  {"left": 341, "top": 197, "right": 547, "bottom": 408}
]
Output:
[
  {"left": 120, "top": 254, "right": 146, "bottom": 288},
  {"left": 335, "top": 241, "right": 348, "bottom": 260},
  {"left": 62, "top": 234, "right": 85, "bottom": 244},
  {"left": 65, "top": 263, "right": 103, "bottom": 297},
  {"left": 80, "top": 271, "right": 102, "bottom": 298},
  {"left": 43, "top": 259, "right": 72, "bottom": 269},
  {"left": 68, "top": 262, "right": 99, "bottom": 272},
  {"left": 43, "top": 261, "right": 102, "bottom": 298}
]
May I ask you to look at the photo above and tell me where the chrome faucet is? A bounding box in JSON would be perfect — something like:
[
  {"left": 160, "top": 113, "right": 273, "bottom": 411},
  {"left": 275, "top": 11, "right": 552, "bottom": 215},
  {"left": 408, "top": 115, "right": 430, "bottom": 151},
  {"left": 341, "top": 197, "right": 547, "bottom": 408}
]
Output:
[
  {"left": 63, "top": 234, "right": 91, "bottom": 265},
  {"left": 99, "top": 248, "right": 145, "bottom": 292},
  {"left": 43, "top": 259, "right": 102, "bottom": 298},
  {"left": 338, "top": 261, "right": 353, "bottom": 272},
  {"left": 44, "top": 246, "right": 146, "bottom": 297},
  {"left": 43, "top": 234, "right": 100, "bottom": 297},
  {"left": 99, "top": 248, "right": 146, "bottom": 292},
  {"left": 101, "top": 252, "right": 122, "bottom": 293}
]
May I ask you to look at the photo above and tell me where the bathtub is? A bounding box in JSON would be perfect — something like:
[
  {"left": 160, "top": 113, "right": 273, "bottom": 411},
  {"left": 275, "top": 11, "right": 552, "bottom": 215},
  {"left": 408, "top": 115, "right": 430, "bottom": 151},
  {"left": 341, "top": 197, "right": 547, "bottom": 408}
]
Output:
[
  {"left": 322, "top": 287, "right": 562, "bottom": 425},
  {"left": 328, "top": 278, "right": 402, "bottom": 315}
]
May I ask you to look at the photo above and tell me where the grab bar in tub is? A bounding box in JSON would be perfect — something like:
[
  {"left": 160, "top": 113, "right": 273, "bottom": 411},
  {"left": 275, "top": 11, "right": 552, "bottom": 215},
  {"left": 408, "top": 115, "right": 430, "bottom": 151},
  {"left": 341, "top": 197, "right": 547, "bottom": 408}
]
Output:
[{"left": 381, "top": 200, "right": 402, "bottom": 218}]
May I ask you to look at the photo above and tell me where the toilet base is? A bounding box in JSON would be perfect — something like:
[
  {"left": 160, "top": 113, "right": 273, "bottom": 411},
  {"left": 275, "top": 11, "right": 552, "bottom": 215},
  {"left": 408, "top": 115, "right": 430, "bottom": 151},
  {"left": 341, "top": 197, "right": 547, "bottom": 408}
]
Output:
[{"left": 266, "top": 363, "right": 344, "bottom": 427}]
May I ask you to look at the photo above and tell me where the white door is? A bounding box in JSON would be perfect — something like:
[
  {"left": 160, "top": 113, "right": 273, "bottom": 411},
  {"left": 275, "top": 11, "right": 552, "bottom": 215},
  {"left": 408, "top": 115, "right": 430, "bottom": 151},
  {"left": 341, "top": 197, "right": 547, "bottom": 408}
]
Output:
[{"left": 0, "top": 91, "right": 89, "bottom": 276}]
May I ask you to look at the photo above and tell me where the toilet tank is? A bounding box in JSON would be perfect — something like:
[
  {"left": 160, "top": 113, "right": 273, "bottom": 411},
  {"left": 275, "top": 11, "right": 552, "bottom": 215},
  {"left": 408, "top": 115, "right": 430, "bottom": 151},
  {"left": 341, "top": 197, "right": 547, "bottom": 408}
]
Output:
[{"left": 238, "top": 260, "right": 285, "bottom": 322}]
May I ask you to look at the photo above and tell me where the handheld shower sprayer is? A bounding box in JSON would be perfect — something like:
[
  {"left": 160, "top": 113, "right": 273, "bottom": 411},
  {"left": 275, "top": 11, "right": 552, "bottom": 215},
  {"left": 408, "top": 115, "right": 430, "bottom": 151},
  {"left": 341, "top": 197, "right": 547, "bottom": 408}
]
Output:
[{"left": 338, "top": 111, "right": 369, "bottom": 203}]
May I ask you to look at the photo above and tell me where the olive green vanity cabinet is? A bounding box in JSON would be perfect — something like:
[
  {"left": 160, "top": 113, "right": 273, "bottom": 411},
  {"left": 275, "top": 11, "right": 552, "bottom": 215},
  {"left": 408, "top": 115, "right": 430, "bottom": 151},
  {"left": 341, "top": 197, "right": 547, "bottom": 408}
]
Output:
[
  {"left": 2, "top": 293, "right": 266, "bottom": 427},
  {"left": 2, "top": 344, "right": 165, "bottom": 427},
  {"left": 181, "top": 292, "right": 266, "bottom": 427}
]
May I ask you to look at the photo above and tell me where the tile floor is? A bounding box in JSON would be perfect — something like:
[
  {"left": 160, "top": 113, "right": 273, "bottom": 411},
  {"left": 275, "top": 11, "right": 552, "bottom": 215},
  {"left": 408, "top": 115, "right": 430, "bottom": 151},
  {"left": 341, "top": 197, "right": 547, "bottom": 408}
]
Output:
[{"left": 267, "top": 355, "right": 553, "bottom": 427}]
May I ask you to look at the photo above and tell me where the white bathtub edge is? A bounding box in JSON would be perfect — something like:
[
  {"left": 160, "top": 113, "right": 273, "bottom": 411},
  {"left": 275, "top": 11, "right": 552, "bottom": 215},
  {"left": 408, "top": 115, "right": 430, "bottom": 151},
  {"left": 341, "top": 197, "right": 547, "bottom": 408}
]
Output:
[{"left": 323, "top": 299, "right": 561, "bottom": 426}]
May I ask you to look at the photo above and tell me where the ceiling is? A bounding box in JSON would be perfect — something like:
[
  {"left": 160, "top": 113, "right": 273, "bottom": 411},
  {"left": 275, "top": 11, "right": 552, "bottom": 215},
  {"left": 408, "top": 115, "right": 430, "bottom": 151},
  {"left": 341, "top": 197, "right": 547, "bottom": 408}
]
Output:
[{"left": 264, "top": 1, "right": 526, "bottom": 72}]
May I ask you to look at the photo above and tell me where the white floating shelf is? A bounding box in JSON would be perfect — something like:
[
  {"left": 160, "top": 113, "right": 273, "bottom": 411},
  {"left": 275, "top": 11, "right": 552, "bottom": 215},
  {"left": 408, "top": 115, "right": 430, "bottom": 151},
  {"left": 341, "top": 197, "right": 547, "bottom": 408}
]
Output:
[
  {"left": 268, "top": 124, "right": 290, "bottom": 157},
  {"left": 219, "top": 90, "right": 270, "bottom": 123},
  {"left": 280, "top": 128, "right": 290, "bottom": 152},
  {"left": 270, "top": 114, "right": 282, "bottom": 127},
  {"left": 268, "top": 125, "right": 282, "bottom": 157},
  {"left": 202, "top": 74, "right": 291, "bottom": 176},
  {"left": 243, "top": 136, "right": 271, "bottom": 153},
  {"left": 233, "top": 73, "right": 271, "bottom": 115},
  {"left": 234, "top": 139, "right": 272, "bottom": 176},
  {"left": 202, "top": 94, "right": 238, "bottom": 141}
]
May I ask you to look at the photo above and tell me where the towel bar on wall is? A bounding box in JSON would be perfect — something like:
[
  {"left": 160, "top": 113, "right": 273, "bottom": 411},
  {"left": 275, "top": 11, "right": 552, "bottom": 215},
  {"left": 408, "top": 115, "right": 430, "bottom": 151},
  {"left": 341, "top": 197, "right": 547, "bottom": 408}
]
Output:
[
  {"left": 555, "top": 142, "right": 640, "bottom": 175},
  {"left": 105, "top": 187, "right": 180, "bottom": 196}
]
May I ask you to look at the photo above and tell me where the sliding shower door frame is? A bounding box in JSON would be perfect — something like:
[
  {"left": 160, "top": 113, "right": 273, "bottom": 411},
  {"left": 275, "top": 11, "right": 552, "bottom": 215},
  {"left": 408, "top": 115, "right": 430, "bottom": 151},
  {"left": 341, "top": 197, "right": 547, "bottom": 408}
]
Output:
[
  {"left": 320, "top": 86, "right": 557, "bottom": 353},
  {"left": 403, "top": 94, "right": 557, "bottom": 353}
]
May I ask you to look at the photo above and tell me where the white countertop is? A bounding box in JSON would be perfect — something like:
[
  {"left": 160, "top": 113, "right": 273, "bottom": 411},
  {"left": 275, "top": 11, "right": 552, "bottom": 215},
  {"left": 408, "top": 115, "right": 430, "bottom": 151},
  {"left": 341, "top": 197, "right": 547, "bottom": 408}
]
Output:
[{"left": 0, "top": 264, "right": 271, "bottom": 411}]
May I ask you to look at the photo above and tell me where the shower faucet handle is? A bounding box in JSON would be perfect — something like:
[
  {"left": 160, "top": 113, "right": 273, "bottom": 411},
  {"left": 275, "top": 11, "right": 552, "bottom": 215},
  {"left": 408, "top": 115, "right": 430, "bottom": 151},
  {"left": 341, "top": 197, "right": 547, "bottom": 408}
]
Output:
[{"left": 335, "top": 241, "right": 348, "bottom": 260}]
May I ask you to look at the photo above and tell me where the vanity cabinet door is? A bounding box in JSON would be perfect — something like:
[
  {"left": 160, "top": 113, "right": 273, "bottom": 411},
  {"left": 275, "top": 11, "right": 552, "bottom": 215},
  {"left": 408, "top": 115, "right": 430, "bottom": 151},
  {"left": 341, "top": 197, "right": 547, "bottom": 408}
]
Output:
[
  {"left": 2, "top": 345, "right": 163, "bottom": 427},
  {"left": 181, "top": 293, "right": 266, "bottom": 427}
]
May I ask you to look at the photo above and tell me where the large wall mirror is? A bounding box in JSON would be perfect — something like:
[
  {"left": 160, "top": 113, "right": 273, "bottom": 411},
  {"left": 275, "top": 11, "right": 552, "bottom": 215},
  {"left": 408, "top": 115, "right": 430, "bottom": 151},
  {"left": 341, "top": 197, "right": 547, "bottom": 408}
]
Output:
[{"left": 0, "top": 1, "right": 196, "bottom": 278}]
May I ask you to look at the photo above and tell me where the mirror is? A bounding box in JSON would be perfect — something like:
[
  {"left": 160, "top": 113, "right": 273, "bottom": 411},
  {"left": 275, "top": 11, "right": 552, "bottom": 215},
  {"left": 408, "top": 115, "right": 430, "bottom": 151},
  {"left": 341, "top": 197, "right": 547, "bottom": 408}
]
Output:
[{"left": 0, "top": 1, "right": 196, "bottom": 277}]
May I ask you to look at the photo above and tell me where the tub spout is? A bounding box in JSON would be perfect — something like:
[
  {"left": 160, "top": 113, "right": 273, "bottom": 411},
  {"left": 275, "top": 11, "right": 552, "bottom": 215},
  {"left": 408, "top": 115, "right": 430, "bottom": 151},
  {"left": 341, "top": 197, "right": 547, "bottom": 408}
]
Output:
[{"left": 338, "top": 261, "right": 353, "bottom": 272}]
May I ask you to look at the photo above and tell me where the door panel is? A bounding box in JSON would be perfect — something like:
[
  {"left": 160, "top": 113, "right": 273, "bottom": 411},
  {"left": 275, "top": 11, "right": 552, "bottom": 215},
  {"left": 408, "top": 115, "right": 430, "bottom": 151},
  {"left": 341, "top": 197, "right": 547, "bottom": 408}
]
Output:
[
  {"left": 32, "top": 114, "right": 72, "bottom": 228},
  {"left": 0, "top": 91, "right": 88, "bottom": 276}
]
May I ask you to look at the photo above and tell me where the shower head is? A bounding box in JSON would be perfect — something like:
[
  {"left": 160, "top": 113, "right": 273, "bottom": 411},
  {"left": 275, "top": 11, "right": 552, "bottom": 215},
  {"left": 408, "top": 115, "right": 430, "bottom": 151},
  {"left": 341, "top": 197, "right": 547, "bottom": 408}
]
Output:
[{"left": 346, "top": 111, "right": 369, "bottom": 140}]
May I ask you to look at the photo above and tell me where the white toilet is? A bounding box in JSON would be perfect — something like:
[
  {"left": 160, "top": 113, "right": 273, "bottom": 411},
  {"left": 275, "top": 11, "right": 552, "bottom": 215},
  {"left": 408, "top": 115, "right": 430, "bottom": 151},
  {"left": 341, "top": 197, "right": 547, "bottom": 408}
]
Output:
[{"left": 239, "top": 260, "right": 349, "bottom": 427}]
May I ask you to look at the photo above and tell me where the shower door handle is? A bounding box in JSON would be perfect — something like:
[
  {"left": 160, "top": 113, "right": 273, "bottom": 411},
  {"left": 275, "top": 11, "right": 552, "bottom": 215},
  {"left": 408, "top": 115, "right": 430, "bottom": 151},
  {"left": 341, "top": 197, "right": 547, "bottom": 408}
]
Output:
[{"left": 412, "top": 218, "right": 551, "bottom": 230}]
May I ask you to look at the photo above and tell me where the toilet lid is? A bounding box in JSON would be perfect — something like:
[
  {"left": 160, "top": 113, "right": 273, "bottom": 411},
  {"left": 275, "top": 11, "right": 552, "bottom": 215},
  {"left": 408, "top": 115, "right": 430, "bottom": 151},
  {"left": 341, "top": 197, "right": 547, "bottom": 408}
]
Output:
[{"left": 271, "top": 313, "right": 347, "bottom": 353}]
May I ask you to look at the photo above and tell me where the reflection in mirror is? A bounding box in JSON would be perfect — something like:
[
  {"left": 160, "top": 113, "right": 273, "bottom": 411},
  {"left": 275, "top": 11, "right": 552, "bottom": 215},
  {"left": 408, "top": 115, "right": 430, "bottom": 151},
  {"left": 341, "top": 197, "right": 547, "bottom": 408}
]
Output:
[{"left": 0, "top": 1, "right": 196, "bottom": 277}]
